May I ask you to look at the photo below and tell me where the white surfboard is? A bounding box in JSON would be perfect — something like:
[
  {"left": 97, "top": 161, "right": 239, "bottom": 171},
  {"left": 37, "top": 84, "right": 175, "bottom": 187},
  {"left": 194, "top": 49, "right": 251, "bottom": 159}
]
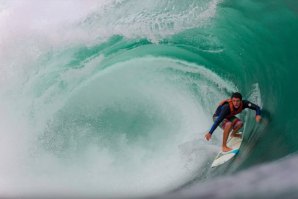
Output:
[{"left": 211, "top": 134, "right": 243, "bottom": 168}]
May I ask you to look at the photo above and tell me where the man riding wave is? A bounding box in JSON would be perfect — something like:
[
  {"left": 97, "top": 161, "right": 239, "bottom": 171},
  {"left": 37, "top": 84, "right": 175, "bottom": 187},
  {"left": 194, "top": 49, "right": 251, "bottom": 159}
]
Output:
[{"left": 205, "top": 92, "right": 262, "bottom": 152}]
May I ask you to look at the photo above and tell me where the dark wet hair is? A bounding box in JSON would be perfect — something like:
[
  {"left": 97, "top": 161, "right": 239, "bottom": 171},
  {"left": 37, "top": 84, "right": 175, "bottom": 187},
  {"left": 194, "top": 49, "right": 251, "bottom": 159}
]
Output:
[{"left": 231, "top": 92, "right": 242, "bottom": 100}]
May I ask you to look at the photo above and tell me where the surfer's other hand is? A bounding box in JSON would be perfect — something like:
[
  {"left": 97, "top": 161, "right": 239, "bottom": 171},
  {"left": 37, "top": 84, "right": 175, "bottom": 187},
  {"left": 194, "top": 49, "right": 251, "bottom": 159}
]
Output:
[
  {"left": 205, "top": 132, "right": 212, "bottom": 141},
  {"left": 256, "top": 115, "right": 262, "bottom": 123}
]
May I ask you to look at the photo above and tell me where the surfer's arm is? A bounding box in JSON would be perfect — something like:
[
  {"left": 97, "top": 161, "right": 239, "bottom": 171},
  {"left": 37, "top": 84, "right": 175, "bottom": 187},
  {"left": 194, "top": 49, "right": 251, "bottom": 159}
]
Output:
[
  {"left": 243, "top": 100, "right": 261, "bottom": 115},
  {"left": 243, "top": 100, "right": 262, "bottom": 122},
  {"left": 209, "top": 105, "right": 230, "bottom": 135}
]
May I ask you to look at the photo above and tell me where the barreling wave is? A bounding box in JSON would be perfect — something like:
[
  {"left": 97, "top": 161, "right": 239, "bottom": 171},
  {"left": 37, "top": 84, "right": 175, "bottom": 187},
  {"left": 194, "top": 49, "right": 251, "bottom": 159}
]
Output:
[{"left": 0, "top": 0, "right": 297, "bottom": 198}]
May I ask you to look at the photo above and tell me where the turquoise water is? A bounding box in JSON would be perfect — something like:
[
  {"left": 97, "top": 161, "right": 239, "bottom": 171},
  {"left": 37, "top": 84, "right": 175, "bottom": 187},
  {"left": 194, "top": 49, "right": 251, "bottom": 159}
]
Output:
[{"left": 0, "top": 0, "right": 297, "bottom": 198}]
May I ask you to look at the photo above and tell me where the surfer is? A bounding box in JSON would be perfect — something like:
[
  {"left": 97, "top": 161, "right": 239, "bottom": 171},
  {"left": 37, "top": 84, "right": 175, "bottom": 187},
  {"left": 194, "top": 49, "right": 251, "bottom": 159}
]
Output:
[{"left": 205, "top": 92, "right": 262, "bottom": 152}]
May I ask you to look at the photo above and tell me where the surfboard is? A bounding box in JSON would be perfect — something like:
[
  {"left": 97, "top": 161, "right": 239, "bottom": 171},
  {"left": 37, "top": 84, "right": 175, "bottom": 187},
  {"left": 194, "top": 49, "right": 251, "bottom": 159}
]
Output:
[{"left": 211, "top": 134, "right": 243, "bottom": 168}]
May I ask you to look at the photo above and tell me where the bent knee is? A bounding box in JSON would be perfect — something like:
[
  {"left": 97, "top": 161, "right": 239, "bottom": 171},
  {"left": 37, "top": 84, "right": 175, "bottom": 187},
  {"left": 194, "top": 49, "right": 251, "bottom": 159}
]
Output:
[
  {"left": 234, "top": 121, "right": 244, "bottom": 129},
  {"left": 224, "top": 122, "right": 233, "bottom": 129}
]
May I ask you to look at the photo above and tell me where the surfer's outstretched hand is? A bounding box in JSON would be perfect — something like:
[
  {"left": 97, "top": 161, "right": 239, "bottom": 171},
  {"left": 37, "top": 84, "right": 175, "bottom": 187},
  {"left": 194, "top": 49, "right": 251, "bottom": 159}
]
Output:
[
  {"left": 256, "top": 115, "right": 262, "bottom": 122},
  {"left": 205, "top": 132, "right": 212, "bottom": 141}
]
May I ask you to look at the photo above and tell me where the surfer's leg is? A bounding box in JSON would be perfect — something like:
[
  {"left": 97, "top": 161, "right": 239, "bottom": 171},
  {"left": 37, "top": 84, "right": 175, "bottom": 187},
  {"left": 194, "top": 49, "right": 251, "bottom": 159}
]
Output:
[
  {"left": 222, "top": 122, "right": 233, "bottom": 152},
  {"left": 231, "top": 117, "right": 243, "bottom": 138}
]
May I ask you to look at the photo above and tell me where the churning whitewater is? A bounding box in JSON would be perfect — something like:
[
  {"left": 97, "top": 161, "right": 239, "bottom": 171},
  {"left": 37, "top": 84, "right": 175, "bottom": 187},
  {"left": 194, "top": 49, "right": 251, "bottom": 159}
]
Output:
[{"left": 0, "top": 0, "right": 298, "bottom": 198}]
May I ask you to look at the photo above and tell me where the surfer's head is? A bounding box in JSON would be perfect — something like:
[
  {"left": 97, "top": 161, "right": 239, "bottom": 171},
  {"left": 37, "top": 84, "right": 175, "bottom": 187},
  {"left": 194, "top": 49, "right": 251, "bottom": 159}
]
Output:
[{"left": 231, "top": 92, "right": 242, "bottom": 108}]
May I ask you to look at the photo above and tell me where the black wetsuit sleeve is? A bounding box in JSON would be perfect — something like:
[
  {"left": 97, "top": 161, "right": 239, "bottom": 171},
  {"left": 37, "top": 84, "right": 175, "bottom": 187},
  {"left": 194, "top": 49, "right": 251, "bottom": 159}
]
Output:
[
  {"left": 243, "top": 100, "right": 261, "bottom": 116},
  {"left": 209, "top": 104, "right": 230, "bottom": 135}
]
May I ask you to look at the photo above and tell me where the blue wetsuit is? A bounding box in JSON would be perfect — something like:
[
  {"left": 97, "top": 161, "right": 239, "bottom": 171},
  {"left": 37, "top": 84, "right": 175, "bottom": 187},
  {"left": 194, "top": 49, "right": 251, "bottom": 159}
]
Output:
[{"left": 209, "top": 100, "right": 261, "bottom": 135}]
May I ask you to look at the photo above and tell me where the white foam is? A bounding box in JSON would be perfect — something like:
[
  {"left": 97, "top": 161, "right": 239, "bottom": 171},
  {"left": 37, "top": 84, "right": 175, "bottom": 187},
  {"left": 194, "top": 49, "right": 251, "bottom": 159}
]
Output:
[
  {"left": 0, "top": 55, "right": 237, "bottom": 197},
  {"left": 0, "top": 1, "right": 235, "bottom": 197},
  {"left": 82, "top": 0, "right": 221, "bottom": 42}
]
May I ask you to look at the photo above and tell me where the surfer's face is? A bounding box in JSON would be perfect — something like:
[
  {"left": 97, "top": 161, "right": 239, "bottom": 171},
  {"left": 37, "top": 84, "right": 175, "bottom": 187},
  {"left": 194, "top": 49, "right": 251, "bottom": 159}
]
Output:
[{"left": 232, "top": 97, "right": 241, "bottom": 109}]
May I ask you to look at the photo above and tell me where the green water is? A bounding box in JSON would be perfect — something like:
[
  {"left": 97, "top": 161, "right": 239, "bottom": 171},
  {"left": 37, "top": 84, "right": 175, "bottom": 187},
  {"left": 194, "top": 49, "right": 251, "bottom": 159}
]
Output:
[{"left": 0, "top": 0, "right": 298, "bottom": 198}]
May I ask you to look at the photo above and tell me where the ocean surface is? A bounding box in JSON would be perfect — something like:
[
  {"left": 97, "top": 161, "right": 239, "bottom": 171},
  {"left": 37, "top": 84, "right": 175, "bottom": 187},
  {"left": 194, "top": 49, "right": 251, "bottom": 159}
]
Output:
[{"left": 0, "top": 0, "right": 298, "bottom": 198}]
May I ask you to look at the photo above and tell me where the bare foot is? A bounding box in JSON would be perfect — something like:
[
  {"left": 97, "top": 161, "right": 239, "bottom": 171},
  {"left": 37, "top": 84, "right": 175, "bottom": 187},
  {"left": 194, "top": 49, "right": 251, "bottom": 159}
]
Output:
[
  {"left": 231, "top": 133, "right": 242, "bottom": 138},
  {"left": 222, "top": 146, "right": 233, "bottom": 152}
]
